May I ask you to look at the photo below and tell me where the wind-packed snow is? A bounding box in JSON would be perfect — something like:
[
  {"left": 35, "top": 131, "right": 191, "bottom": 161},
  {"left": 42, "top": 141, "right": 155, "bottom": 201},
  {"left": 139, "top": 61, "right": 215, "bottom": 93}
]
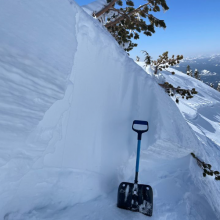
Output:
[
  {"left": 0, "top": 0, "right": 220, "bottom": 219},
  {"left": 82, "top": 0, "right": 106, "bottom": 16},
  {"left": 0, "top": 0, "right": 77, "bottom": 147},
  {"left": 137, "top": 62, "right": 220, "bottom": 219}
]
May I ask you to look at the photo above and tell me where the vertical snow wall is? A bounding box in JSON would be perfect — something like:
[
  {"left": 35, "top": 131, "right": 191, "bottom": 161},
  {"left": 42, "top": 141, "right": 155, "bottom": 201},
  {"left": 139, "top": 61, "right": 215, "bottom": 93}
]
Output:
[{"left": 0, "top": 0, "right": 201, "bottom": 216}]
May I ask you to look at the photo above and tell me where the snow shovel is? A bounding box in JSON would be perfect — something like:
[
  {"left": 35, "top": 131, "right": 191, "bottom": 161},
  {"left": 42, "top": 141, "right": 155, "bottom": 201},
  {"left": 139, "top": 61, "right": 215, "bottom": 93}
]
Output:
[{"left": 117, "top": 120, "right": 153, "bottom": 216}]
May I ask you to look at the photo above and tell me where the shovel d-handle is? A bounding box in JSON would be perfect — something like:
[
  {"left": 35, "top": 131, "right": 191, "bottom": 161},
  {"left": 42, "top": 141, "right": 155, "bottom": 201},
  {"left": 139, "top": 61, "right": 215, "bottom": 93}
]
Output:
[
  {"left": 132, "top": 120, "right": 149, "bottom": 184},
  {"left": 132, "top": 120, "right": 149, "bottom": 140}
]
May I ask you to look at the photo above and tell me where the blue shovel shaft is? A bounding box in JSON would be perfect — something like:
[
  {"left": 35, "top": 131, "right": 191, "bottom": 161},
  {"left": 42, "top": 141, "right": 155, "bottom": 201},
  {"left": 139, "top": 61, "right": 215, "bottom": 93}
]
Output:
[
  {"left": 136, "top": 140, "right": 141, "bottom": 172},
  {"left": 134, "top": 140, "right": 141, "bottom": 184},
  {"left": 132, "top": 120, "right": 149, "bottom": 184}
]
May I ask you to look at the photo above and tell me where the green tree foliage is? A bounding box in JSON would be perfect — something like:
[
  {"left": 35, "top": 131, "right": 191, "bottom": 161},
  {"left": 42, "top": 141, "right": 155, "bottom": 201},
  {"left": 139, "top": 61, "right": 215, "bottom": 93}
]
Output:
[
  {"left": 186, "top": 66, "right": 201, "bottom": 80},
  {"left": 186, "top": 65, "right": 192, "bottom": 76},
  {"left": 151, "top": 51, "right": 183, "bottom": 75},
  {"left": 217, "top": 83, "right": 220, "bottom": 92},
  {"left": 191, "top": 153, "right": 220, "bottom": 180},
  {"left": 160, "top": 83, "right": 198, "bottom": 104},
  {"left": 194, "top": 69, "right": 200, "bottom": 80},
  {"left": 142, "top": 50, "right": 151, "bottom": 66},
  {"left": 142, "top": 50, "right": 197, "bottom": 103},
  {"left": 186, "top": 66, "right": 200, "bottom": 80},
  {"left": 189, "top": 70, "right": 193, "bottom": 77},
  {"left": 186, "top": 65, "right": 190, "bottom": 73},
  {"left": 142, "top": 51, "right": 196, "bottom": 103},
  {"left": 93, "top": 0, "right": 169, "bottom": 52}
]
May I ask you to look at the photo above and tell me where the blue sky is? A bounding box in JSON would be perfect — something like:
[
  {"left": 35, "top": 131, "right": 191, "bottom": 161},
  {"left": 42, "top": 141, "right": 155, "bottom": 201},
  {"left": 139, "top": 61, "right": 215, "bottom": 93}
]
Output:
[{"left": 75, "top": 0, "right": 220, "bottom": 60}]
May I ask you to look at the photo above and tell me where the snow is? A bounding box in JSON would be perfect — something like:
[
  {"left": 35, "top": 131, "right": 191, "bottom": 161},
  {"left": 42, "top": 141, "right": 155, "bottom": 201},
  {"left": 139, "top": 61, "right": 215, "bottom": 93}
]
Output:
[
  {"left": 137, "top": 62, "right": 220, "bottom": 218},
  {"left": 82, "top": 0, "right": 106, "bottom": 16},
  {"left": 0, "top": 0, "right": 220, "bottom": 219},
  {"left": 200, "top": 70, "right": 217, "bottom": 76},
  {"left": 0, "top": 0, "right": 77, "bottom": 149}
]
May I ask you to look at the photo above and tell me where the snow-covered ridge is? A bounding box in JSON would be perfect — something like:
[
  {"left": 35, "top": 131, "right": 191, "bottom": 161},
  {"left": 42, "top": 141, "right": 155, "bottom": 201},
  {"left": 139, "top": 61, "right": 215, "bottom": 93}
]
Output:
[
  {"left": 137, "top": 62, "right": 220, "bottom": 219},
  {"left": 184, "top": 54, "right": 220, "bottom": 61},
  {"left": 200, "top": 69, "right": 217, "bottom": 76}
]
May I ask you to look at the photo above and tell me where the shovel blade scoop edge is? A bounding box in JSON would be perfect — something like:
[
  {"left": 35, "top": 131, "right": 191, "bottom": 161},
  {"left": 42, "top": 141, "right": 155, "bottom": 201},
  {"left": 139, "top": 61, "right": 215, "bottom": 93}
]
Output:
[{"left": 117, "top": 182, "right": 153, "bottom": 216}]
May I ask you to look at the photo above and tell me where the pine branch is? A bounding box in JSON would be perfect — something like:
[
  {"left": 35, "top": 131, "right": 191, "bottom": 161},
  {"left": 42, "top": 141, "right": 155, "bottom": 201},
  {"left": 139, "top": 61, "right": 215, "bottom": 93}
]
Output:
[
  {"left": 94, "top": 0, "right": 118, "bottom": 18},
  {"left": 92, "top": 1, "right": 169, "bottom": 52},
  {"left": 191, "top": 153, "right": 220, "bottom": 180},
  {"left": 159, "top": 82, "right": 197, "bottom": 103},
  {"left": 151, "top": 52, "right": 183, "bottom": 74},
  {"left": 105, "top": 3, "right": 151, "bottom": 28},
  {"left": 108, "top": 8, "right": 130, "bottom": 19}
]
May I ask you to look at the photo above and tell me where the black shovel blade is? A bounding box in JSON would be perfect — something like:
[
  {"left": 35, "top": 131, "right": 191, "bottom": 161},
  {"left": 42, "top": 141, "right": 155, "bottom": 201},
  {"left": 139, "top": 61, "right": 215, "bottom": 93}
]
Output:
[{"left": 117, "top": 182, "right": 153, "bottom": 216}]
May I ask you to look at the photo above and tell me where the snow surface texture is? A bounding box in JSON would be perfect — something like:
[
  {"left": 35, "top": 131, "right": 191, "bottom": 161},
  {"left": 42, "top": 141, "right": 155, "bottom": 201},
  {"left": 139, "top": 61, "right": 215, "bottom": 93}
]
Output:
[
  {"left": 137, "top": 63, "right": 220, "bottom": 219},
  {"left": 82, "top": 0, "right": 106, "bottom": 16},
  {"left": 0, "top": 0, "right": 219, "bottom": 219}
]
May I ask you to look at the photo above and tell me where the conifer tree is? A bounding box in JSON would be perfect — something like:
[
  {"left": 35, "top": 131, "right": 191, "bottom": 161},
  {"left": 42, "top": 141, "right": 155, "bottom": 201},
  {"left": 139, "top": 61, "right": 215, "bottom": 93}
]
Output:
[
  {"left": 142, "top": 50, "right": 151, "bottom": 66},
  {"left": 151, "top": 51, "right": 183, "bottom": 75},
  {"left": 189, "top": 69, "right": 193, "bottom": 77},
  {"left": 160, "top": 83, "right": 198, "bottom": 103},
  {"left": 194, "top": 69, "right": 200, "bottom": 80},
  {"left": 217, "top": 83, "right": 220, "bottom": 92},
  {"left": 93, "top": 0, "right": 169, "bottom": 52},
  {"left": 186, "top": 65, "right": 190, "bottom": 72},
  {"left": 142, "top": 51, "right": 197, "bottom": 103},
  {"left": 186, "top": 65, "right": 190, "bottom": 75}
]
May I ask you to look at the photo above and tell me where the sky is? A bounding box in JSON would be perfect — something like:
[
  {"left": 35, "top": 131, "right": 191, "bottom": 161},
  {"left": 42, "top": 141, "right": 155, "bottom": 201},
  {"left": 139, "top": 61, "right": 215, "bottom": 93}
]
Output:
[{"left": 75, "top": 0, "right": 220, "bottom": 60}]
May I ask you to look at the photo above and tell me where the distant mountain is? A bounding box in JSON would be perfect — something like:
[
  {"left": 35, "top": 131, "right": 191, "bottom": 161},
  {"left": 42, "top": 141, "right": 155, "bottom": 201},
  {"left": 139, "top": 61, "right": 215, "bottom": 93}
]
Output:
[
  {"left": 173, "top": 54, "right": 220, "bottom": 88},
  {"left": 183, "top": 54, "right": 220, "bottom": 64},
  {"left": 200, "top": 70, "right": 217, "bottom": 76}
]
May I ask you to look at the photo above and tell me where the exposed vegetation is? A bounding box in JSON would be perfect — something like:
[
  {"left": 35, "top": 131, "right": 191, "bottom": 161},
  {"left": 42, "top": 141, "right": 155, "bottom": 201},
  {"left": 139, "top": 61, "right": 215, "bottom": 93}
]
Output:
[
  {"left": 159, "top": 82, "right": 197, "bottom": 103},
  {"left": 93, "top": 0, "right": 169, "bottom": 52},
  {"left": 191, "top": 153, "right": 220, "bottom": 180},
  {"left": 141, "top": 51, "right": 197, "bottom": 103},
  {"left": 150, "top": 51, "right": 183, "bottom": 75}
]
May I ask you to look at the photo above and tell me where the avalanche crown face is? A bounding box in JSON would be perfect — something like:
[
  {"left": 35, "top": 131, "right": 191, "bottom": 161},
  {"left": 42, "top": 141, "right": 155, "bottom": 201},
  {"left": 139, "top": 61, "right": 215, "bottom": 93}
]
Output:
[{"left": 0, "top": 0, "right": 220, "bottom": 219}]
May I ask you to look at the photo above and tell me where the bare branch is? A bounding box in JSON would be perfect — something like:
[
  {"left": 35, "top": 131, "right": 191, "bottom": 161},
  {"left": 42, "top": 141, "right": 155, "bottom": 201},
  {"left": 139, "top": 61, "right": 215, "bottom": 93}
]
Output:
[
  {"left": 105, "top": 3, "right": 150, "bottom": 28},
  {"left": 108, "top": 8, "right": 129, "bottom": 18},
  {"left": 94, "top": 0, "right": 118, "bottom": 18}
]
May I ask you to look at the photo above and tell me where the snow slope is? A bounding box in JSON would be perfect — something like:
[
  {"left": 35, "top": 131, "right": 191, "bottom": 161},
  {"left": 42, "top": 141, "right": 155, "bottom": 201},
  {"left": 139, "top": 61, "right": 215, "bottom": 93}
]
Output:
[
  {"left": 138, "top": 62, "right": 220, "bottom": 218},
  {"left": 0, "top": 0, "right": 219, "bottom": 219},
  {"left": 160, "top": 68, "right": 220, "bottom": 219},
  {"left": 159, "top": 67, "right": 220, "bottom": 168},
  {"left": 0, "top": 0, "right": 76, "bottom": 149}
]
